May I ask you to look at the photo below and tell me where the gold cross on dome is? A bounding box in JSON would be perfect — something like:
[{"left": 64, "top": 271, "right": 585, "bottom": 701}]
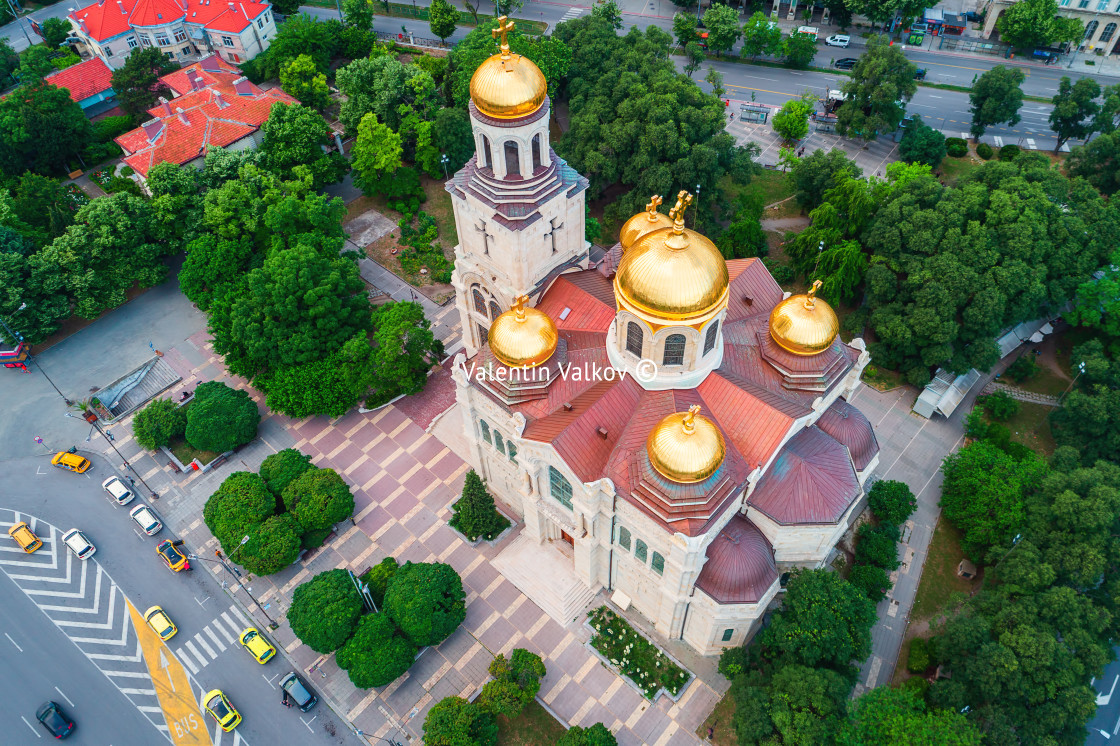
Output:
[
  {"left": 805, "top": 279, "right": 822, "bottom": 308},
  {"left": 645, "top": 195, "right": 663, "bottom": 216},
  {"left": 493, "top": 16, "right": 515, "bottom": 57},
  {"left": 668, "top": 190, "right": 693, "bottom": 232},
  {"left": 682, "top": 404, "right": 701, "bottom": 434},
  {"left": 512, "top": 294, "right": 529, "bottom": 320}
]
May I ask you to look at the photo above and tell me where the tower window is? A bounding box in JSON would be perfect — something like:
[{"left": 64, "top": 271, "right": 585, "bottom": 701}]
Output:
[
  {"left": 721, "top": 628, "right": 734, "bottom": 642},
  {"left": 651, "top": 552, "right": 664, "bottom": 575},
  {"left": 617, "top": 526, "right": 631, "bottom": 551},
  {"left": 704, "top": 321, "right": 719, "bottom": 355},
  {"left": 507, "top": 441, "right": 517, "bottom": 462},
  {"left": 626, "top": 322, "right": 643, "bottom": 358},
  {"left": 478, "top": 324, "right": 489, "bottom": 346},
  {"left": 473, "top": 288, "right": 486, "bottom": 315},
  {"left": 663, "top": 334, "right": 686, "bottom": 366},
  {"left": 504, "top": 141, "right": 520, "bottom": 177},
  {"left": 489, "top": 301, "right": 501, "bottom": 321},
  {"left": 494, "top": 431, "right": 505, "bottom": 455},
  {"left": 480, "top": 420, "right": 491, "bottom": 444},
  {"left": 549, "top": 466, "right": 573, "bottom": 509},
  {"left": 532, "top": 133, "right": 542, "bottom": 170},
  {"left": 481, "top": 135, "right": 492, "bottom": 169},
  {"left": 635, "top": 539, "right": 648, "bottom": 563}
]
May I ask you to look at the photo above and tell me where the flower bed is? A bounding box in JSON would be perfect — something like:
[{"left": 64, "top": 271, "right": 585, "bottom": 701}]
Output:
[
  {"left": 64, "top": 184, "right": 90, "bottom": 209},
  {"left": 90, "top": 168, "right": 114, "bottom": 187},
  {"left": 587, "top": 606, "right": 690, "bottom": 700}
]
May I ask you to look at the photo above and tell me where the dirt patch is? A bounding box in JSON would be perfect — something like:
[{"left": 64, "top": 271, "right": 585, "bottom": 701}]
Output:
[{"left": 364, "top": 231, "right": 455, "bottom": 304}]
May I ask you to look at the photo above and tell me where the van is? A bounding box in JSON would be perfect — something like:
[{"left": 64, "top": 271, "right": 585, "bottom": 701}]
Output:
[
  {"left": 62, "top": 529, "right": 96, "bottom": 560},
  {"left": 52, "top": 452, "right": 91, "bottom": 473},
  {"left": 8, "top": 522, "right": 43, "bottom": 553}
]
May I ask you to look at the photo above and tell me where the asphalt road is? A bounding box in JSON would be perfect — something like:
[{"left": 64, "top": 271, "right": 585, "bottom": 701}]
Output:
[
  {"left": 1088, "top": 656, "right": 1120, "bottom": 745},
  {"left": 0, "top": 453, "right": 360, "bottom": 746}
]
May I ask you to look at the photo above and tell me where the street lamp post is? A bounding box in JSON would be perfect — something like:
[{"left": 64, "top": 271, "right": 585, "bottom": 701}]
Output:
[
  {"left": 1, "top": 304, "right": 72, "bottom": 405},
  {"left": 694, "top": 183, "right": 701, "bottom": 228},
  {"left": 1068, "top": 12, "right": 1102, "bottom": 68},
  {"left": 440, "top": 153, "right": 450, "bottom": 180},
  {"left": 190, "top": 550, "right": 281, "bottom": 631}
]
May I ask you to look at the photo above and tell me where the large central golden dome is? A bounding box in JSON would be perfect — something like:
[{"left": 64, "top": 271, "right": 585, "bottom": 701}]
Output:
[
  {"left": 488, "top": 295, "right": 558, "bottom": 368},
  {"left": 769, "top": 280, "right": 840, "bottom": 355},
  {"left": 619, "top": 195, "right": 674, "bottom": 251},
  {"left": 469, "top": 17, "right": 547, "bottom": 120},
  {"left": 647, "top": 405, "right": 726, "bottom": 484},
  {"left": 614, "top": 191, "right": 729, "bottom": 326}
]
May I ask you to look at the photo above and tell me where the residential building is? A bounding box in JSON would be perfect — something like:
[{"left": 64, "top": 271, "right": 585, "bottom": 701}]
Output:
[
  {"left": 981, "top": 0, "right": 1120, "bottom": 55},
  {"left": 44, "top": 57, "right": 118, "bottom": 117}
]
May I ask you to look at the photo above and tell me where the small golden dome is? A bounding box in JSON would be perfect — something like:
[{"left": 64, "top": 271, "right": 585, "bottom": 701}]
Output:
[
  {"left": 469, "top": 17, "right": 547, "bottom": 120},
  {"left": 768, "top": 280, "right": 840, "bottom": 355},
  {"left": 615, "top": 191, "right": 729, "bottom": 324},
  {"left": 487, "top": 295, "right": 558, "bottom": 368},
  {"left": 619, "top": 195, "right": 674, "bottom": 251},
  {"left": 647, "top": 405, "right": 726, "bottom": 484}
]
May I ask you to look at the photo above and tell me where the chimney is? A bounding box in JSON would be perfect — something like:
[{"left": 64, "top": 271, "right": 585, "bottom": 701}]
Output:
[
  {"left": 563, "top": 402, "right": 573, "bottom": 412},
  {"left": 213, "top": 91, "right": 226, "bottom": 108},
  {"left": 158, "top": 96, "right": 172, "bottom": 117},
  {"left": 232, "top": 76, "right": 253, "bottom": 96},
  {"left": 175, "top": 107, "right": 190, "bottom": 126},
  {"left": 78, "top": 18, "right": 89, "bottom": 33},
  {"left": 190, "top": 71, "right": 205, "bottom": 91},
  {"left": 596, "top": 427, "right": 609, "bottom": 440},
  {"left": 116, "top": 0, "right": 126, "bottom": 13},
  {"left": 141, "top": 118, "right": 163, "bottom": 142}
]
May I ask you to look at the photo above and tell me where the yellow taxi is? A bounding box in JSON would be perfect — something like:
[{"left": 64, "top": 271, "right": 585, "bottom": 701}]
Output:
[
  {"left": 239, "top": 628, "right": 276, "bottom": 664},
  {"left": 156, "top": 540, "right": 190, "bottom": 572},
  {"left": 51, "top": 452, "right": 91, "bottom": 473},
  {"left": 144, "top": 606, "right": 178, "bottom": 641},
  {"left": 202, "top": 690, "right": 241, "bottom": 732},
  {"left": 8, "top": 522, "right": 43, "bottom": 553}
]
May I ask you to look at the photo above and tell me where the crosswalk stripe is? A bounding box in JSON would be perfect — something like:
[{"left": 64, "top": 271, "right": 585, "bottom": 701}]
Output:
[
  {"left": 176, "top": 648, "right": 199, "bottom": 674},
  {"left": 193, "top": 633, "right": 217, "bottom": 659},
  {"left": 184, "top": 640, "right": 207, "bottom": 667},
  {"left": 120, "top": 688, "right": 158, "bottom": 696},
  {"left": 215, "top": 614, "right": 238, "bottom": 644},
  {"left": 229, "top": 606, "right": 251, "bottom": 628},
  {"left": 994, "top": 136, "right": 1004, "bottom": 147},
  {"left": 204, "top": 626, "right": 226, "bottom": 651}
]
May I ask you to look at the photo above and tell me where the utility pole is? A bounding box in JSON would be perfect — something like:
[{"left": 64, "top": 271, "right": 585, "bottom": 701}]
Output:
[{"left": 193, "top": 550, "right": 281, "bottom": 631}]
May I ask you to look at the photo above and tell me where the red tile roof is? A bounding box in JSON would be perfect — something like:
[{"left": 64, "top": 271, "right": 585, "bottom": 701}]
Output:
[
  {"left": 45, "top": 58, "right": 115, "bottom": 104},
  {"left": 747, "top": 426, "right": 861, "bottom": 525},
  {"left": 70, "top": 0, "right": 268, "bottom": 43},
  {"left": 695, "top": 515, "right": 779, "bottom": 605},
  {"left": 161, "top": 55, "right": 242, "bottom": 96},
  {"left": 815, "top": 398, "right": 880, "bottom": 471}
]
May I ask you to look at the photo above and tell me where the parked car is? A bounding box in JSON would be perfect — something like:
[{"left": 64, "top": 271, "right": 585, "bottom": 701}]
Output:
[
  {"left": 144, "top": 606, "right": 178, "bottom": 641},
  {"left": 203, "top": 690, "right": 241, "bottom": 732},
  {"left": 129, "top": 504, "right": 162, "bottom": 536},
  {"left": 279, "top": 672, "right": 318, "bottom": 712},
  {"left": 101, "top": 476, "right": 134, "bottom": 506},
  {"left": 156, "top": 540, "right": 190, "bottom": 572},
  {"left": 51, "top": 452, "right": 90, "bottom": 473},
  {"left": 36, "top": 701, "right": 74, "bottom": 739},
  {"left": 239, "top": 628, "right": 276, "bottom": 664},
  {"left": 914, "top": 68, "right": 927, "bottom": 80},
  {"left": 834, "top": 57, "right": 858, "bottom": 69},
  {"left": 825, "top": 34, "right": 850, "bottom": 47},
  {"left": 61, "top": 529, "right": 95, "bottom": 560},
  {"left": 8, "top": 521, "right": 43, "bottom": 554}
]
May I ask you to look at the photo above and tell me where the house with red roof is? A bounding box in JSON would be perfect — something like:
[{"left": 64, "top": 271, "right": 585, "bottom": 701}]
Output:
[
  {"left": 114, "top": 55, "right": 295, "bottom": 181},
  {"left": 44, "top": 57, "right": 118, "bottom": 117},
  {"left": 68, "top": 0, "right": 275, "bottom": 70}
]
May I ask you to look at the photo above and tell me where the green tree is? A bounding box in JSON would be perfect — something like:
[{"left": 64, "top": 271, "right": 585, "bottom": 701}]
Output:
[
  {"left": 761, "top": 569, "right": 875, "bottom": 668},
  {"left": 259, "top": 448, "right": 314, "bottom": 498},
  {"left": 367, "top": 301, "right": 445, "bottom": 406},
  {"left": 848, "top": 563, "right": 892, "bottom": 600},
  {"left": 146, "top": 162, "right": 202, "bottom": 247},
  {"left": 40, "top": 18, "right": 72, "bottom": 49},
  {"left": 1050, "top": 75, "right": 1102, "bottom": 152},
  {"left": 428, "top": 0, "right": 461, "bottom": 43},
  {"left": 701, "top": 3, "right": 741, "bottom": 57},
  {"left": 867, "top": 480, "right": 917, "bottom": 525},
  {"left": 259, "top": 336, "right": 377, "bottom": 418},
  {"left": 557, "top": 724, "right": 617, "bottom": 746},
  {"left": 771, "top": 93, "right": 814, "bottom": 142},
  {"left": 591, "top": 0, "right": 623, "bottom": 30},
  {"left": 0, "top": 39, "right": 18, "bottom": 84},
  {"left": 18, "top": 45, "right": 56, "bottom": 81},
  {"left": 432, "top": 107, "right": 474, "bottom": 172},
  {"left": 253, "top": 13, "right": 338, "bottom": 80},
  {"left": 384, "top": 561, "right": 466, "bottom": 647},
  {"left": 258, "top": 102, "right": 348, "bottom": 188},
  {"left": 855, "top": 522, "right": 901, "bottom": 570},
  {"left": 110, "top": 47, "right": 177, "bottom": 119},
  {"left": 477, "top": 649, "right": 546, "bottom": 717},
  {"left": 1065, "top": 252, "right": 1120, "bottom": 336},
  {"left": 131, "top": 398, "right": 187, "bottom": 450},
  {"left": 202, "top": 471, "right": 275, "bottom": 550},
  {"left": 336, "top": 55, "right": 438, "bottom": 134},
  {"left": 998, "top": 0, "right": 1083, "bottom": 50},
  {"left": 766, "top": 665, "right": 849, "bottom": 744},
  {"left": 837, "top": 39, "right": 918, "bottom": 140},
  {"left": 282, "top": 467, "right": 355, "bottom": 533},
  {"left": 342, "top": 0, "right": 373, "bottom": 29},
  {"left": 1067, "top": 131, "right": 1120, "bottom": 195},
  {"left": 351, "top": 113, "right": 403, "bottom": 197},
  {"left": 0, "top": 80, "right": 92, "bottom": 175},
  {"left": 364, "top": 556, "right": 398, "bottom": 608},
  {"left": 788, "top": 148, "right": 862, "bottom": 209},
  {"left": 742, "top": 12, "right": 783, "bottom": 59},
  {"left": 238, "top": 513, "right": 301, "bottom": 575},
  {"left": 968, "top": 65, "right": 1025, "bottom": 138},
  {"left": 1051, "top": 343, "right": 1120, "bottom": 464},
  {"left": 288, "top": 568, "right": 364, "bottom": 653},
  {"left": 704, "top": 67, "right": 725, "bottom": 100},
  {"left": 280, "top": 54, "right": 331, "bottom": 110},
  {"left": 336, "top": 612, "right": 418, "bottom": 688},
  {"left": 422, "top": 697, "right": 498, "bottom": 746},
  {"left": 898, "top": 114, "right": 946, "bottom": 167},
  {"left": 717, "top": 211, "right": 767, "bottom": 260},
  {"left": 10, "top": 172, "right": 74, "bottom": 246},
  {"left": 672, "top": 12, "right": 699, "bottom": 47},
  {"left": 450, "top": 470, "right": 510, "bottom": 541},
  {"left": 0, "top": 228, "right": 69, "bottom": 344},
  {"left": 838, "top": 686, "right": 982, "bottom": 745},
  {"left": 782, "top": 31, "right": 817, "bottom": 69},
  {"left": 683, "top": 41, "right": 704, "bottom": 78},
  {"left": 448, "top": 22, "right": 571, "bottom": 109},
  {"left": 184, "top": 381, "right": 261, "bottom": 453}
]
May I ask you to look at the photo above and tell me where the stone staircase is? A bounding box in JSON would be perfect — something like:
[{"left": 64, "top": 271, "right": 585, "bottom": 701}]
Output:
[
  {"left": 492, "top": 532, "right": 598, "bottom": 626},
  {"left": 104, "top": 357, "right": 182, "bottom": 421}
]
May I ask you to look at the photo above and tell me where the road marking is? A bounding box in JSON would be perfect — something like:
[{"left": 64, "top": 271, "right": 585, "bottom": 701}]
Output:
[
  {"left": 1099, "top": 675, "right": 1119, "bottom": 706},
  {"left": 22, "top": 716, "right": 42, "bottom": 737},
  {"left": 176, "top": 649, "right": 199, "bottom": 675},
  {"left": 184, "top": 640, "right": 207, "bottom": 667},
  {"left": 54, "top": 686, "right": 75, "bottom": 707},
  {"left": 302, "top": 715, "right": 317, "bottom": 733},
  {"left": 216, "top": 613, "right": 238, "bottom": 644},
  {"left": 229, "top": 606, "right": 251, "bottom": 628},
  {"left": 193, "top": 633, "right": 217, "bottom": 659},
  {"left": 5, "top": 632, "right": 23, "bottom": 651},
  {"left": 726, "top": 82, "right": 801, "bottom": 100},
  {"left": 263, "top": 673, "right": 278, "bottom": 689},
  {"left": 160, "top": 650, "right": 177, "bottom": 693},
  {"left": 928, "top": 95, "right": 943, "bottom": 99},
  {"left": 994, "top": 136, "right": 1004, "bottom": 147},
  {"left": 1027, "top": 138, "right": 1037, "bottom": 149},
  {"left": 195, "top": 595, "right": 210, "bottom": 608},
  {"left": 203, "top": 626, "right": 225, "bottom": 651}
]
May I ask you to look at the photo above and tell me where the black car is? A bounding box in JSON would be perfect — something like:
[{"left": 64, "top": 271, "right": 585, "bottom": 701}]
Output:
[
  {"left": 834, "top": 57, "right": 858, "bottom": 70},
  {"left": 36, "top": 701, "right": 74, "bottom": 739},
  {"left": 280, "top": 672, "right": 319, "bottom": 712}
]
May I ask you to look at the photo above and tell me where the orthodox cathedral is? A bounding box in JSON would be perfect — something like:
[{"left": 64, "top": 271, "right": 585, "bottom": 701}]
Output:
[{"left": 445, "top": 20, "right": 879, "bottom": 656}]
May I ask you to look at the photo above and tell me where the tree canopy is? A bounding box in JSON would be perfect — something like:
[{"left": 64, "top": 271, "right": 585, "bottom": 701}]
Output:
[
  {"left": 837, "top": 39, "right": 918, "bottom": 140},
  {"left": 110, "top": 47, "right": 178, "bottom": 120},
  {"left": 384, "top": 561, "right": 466, "bottom": 647},
  {"left": 0, "top": 81, "right": 91, "bottom": 176},
  {"left": 898, "top": 114, "right": 946, "bottom": 167},
  {"left": 288, "top": 568, "right": 364, "bottom": 653},
  {"left": 184, "top": 381, "right": 260, "bottom": 454},
  {"left": 837, "top": 686, "right": 982, "bottom": 745},
  {"left": 997, "top": 0, "right": 1083, "bottom": 50},
  {"left": 968, "top": 65, "right": 1025, "bottom": 138},
  {"left": 336, "top": 612, "right": 418, "bottom": 688},
  {"left": 422, "top": 696, "right": 498, "bottom": 746},
  {"left": 281, "top": 467, "right": 356, "bottom": 533},
  {"left": 367, "top": 301, "right": 445, "bottom": 406},
  {"left": 259, "top": 448, "right": 314, "bottom": 498},
  {"left": 202, "top": 471, "right": 276, "bottom": 551}
]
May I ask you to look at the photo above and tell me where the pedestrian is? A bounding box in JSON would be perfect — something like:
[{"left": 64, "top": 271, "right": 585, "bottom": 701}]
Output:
[{"left": 707, "top": 726, "right": 714, "bottom": 740}]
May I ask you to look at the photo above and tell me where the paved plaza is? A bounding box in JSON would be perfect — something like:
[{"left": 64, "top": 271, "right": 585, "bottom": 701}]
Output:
[{"left": 726, "top": 113, "right": 902, "bottom": 174}]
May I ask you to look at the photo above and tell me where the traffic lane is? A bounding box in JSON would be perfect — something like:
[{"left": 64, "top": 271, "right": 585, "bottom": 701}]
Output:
[
  {"left": 3, "top": 454, "right": 359, "bottom": 746},
  {"left": 1087, "top": 652, "right": 1120, "bottom": 744},
  {"left": 0, "top": 570, "right": 163, "bottom": 744}
]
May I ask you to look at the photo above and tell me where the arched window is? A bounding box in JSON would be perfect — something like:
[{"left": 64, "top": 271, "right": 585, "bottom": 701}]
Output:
[
  {"left": 626, "top": 322, "right": 644, "bottom": 358},
  {"left": 651, "top": 552, "right": 664, "bottom": 575},
  {"left": 663, "top": 334, "right": 686, "bottom": 366},
  {"left": 489, "top": 301, "right": 501, "bottom": 320},
  {"left": 480, "top": 420, "right": 491, "bottom": 444},
  {"left": 507, "top": 441, "right": 517, "bottom": 462},
  {"left": 634, "top": 539, "right": 648, "bottom": 563},
  {"left": 721, "top": 628, "right": 734, "bottom": 642},
  {"left": 481, "top": 135, "right": 492, "bottom": 169},
  {"left": 549, "top": 466, "right": 572, "bottom": 508},
  {"left": 473, "top": 288, "right": 486, "bottom": 315},
  {"left": 531, "top": 133, "right": 542, "bottom": 170},
  {"left": 478, "top": 324, "right": 489, "bottom": 345},
  {"left": 617, "top": 526, "right": 631, "bottom": 551},
  {"left": 494, "top": 431, "right": 505, "bottom": 455},
  {"left": 703, "top": 321, "right": 719, "bottom": 355},
  {"left": 1085, "top": 19, "right": 1099, "bottom": 40},
  {"left": 504, "top": 141, "right": 520, "bottom": 177},
  {"left": 1101, "top": 22, "right": 1117, "bottom": 43}
]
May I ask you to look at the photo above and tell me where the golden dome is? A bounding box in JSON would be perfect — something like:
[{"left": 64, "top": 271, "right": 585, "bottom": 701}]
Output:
[
  {"left": 487, "top": 295, "right": 558, "bottom": 368},
  {"left": 768, "top": 280, "right": 840, "bottom": 355},
  {"left": 469, "top": 17, "right": 547, "bottom": 120},
  {"left": 647, "top": 405, "right": 726, "bottom": 484},
  {"left": 619, "top": 195, "right": 674, "bottom": 251},
  {"left": 615, "top": 191, "right": 729, "bottom": 325}
]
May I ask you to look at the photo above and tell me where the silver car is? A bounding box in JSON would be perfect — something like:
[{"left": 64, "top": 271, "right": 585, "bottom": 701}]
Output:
[
  {"left": 102, "top": 476, "right": 134, "bottom": 506},
  {"left": 129, "top": 504, "right": 163, "bottom": 536}
]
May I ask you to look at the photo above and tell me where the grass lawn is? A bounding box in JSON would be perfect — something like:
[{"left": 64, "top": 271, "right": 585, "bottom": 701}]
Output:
[
  {"left": 1006, "top": 364, "right": 1070, "bottom": 398},
  {"left": 698, "top": 690, "right": 738, "bottom": 746},
  {"left": 167, "top": 435, "right": 220, "bottom": 467},
  {"left": 909, "top": 518, "right": 976, "bottom": 625},
  {"left": 861, "top": 363, "right": 905, "bottom": 391},
  {"left": 1000, "top": 401, "right": 1058, "bottom": 457},
  {"left": 496, "top": 701, "right": 567, "bottom": 746},
  {"left": 938, "top": 154, "right": 984, "bottom": 186}
]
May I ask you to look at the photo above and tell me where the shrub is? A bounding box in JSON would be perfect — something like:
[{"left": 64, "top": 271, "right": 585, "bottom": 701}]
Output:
[
  {"left": 336, "top": 612, "right": 418, "bottom": 688},
  {"left": 762, "top": 257, "right": 794, "bottom": 285},
  {"left": 185, "top": 381, "right": 261, "bottom": 453},
  {"left": 288, "top": 568, "right": 364, "bottom": 653},
  {"left": 557, "top": 724, "right": 618, "bottom": 746},
  {"left": 997, "top": 143, "right": 1020, "bottom": 161},
  {"left": 104, "top": 176, "right": 142, "bottom": 196},
  {"left": 362, "top": 556, "right": 398, "bottom": 608},
  {"left": 978, "top": 390, "right": 1020, "bottom": 421},
  {"left": 131, "top": 397, "right": 187, "bottom": 450},
  {"left": 450, "top": 470, "right": 510, "bottom": 541},
  {"left": 965, "top": 406, "right": 989, "bottom": 441},
  {"left": 945, "top": 137, "right": 968, "bottom": 157},
  {"left": 281, "top": 467, "right": 355, "bottom": 533},
  {"left": 202, "top": 471, "right": 275, "bottom": 550},
  {"left": 975, "top": 142, "right": 993, "bottom": 160},
  {"left": 92, "top": 115, "right": 136, "bottom": 143},
  {"left": 899, "top": 675, "right": 930, "bottom": 699},
  {"left": 478, "top": 649, "right": 546, "bottom": 717},
  {"left": 422, "top": 696, "right": 498, "bottom": 746},
  {"left": 849, "top": 563, "right": 892, "bottom": 601},
  {"left": 855, "top": 522, "right": 901, "bottom": 571},
  {"left": 867, "top": 480, "right": 917, "bottom": 525},
  {"left": 1004, "top": 354, "right": 1038, "bottom": 382},
  {"left": 259, "top": 448, "right": 314, "bottom": 498},
  {"left": 301, "top": 527, "right": 333, "bottom": 550},
  {"left": 238, "top": 513, "right": 301, "bottom": 575},
  {"left": 718, "top": 644, "right": 751, "bottom": 680},
  {"left": 907, "top": 637, "right": 931, "bottom": 673},
  {"left": 384, "top": 561, "right": 466, "bottom": 647}
]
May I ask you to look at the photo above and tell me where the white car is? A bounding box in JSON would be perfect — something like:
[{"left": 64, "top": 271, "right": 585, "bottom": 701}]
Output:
[
  {"left": 102, "top": 476, "right": 135, "bottom": 506},
  {"left": 129, "top": 504, "right": 163, "bottom": 536},
  {"left": 825, "top": 34, "right": 851, "bottom": 47},
  {"left": 61, "top": 529, "right": 96, "bottom": 560}
]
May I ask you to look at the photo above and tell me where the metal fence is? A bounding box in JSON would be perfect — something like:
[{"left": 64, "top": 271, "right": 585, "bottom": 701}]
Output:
[{"left": 375, "top": 31, "right": 448, "bottom": 49}]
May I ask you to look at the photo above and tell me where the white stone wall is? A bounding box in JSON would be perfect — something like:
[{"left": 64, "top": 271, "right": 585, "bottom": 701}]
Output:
[{"left": 682, "top": 583, "right": 779, "bottom": 656}]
